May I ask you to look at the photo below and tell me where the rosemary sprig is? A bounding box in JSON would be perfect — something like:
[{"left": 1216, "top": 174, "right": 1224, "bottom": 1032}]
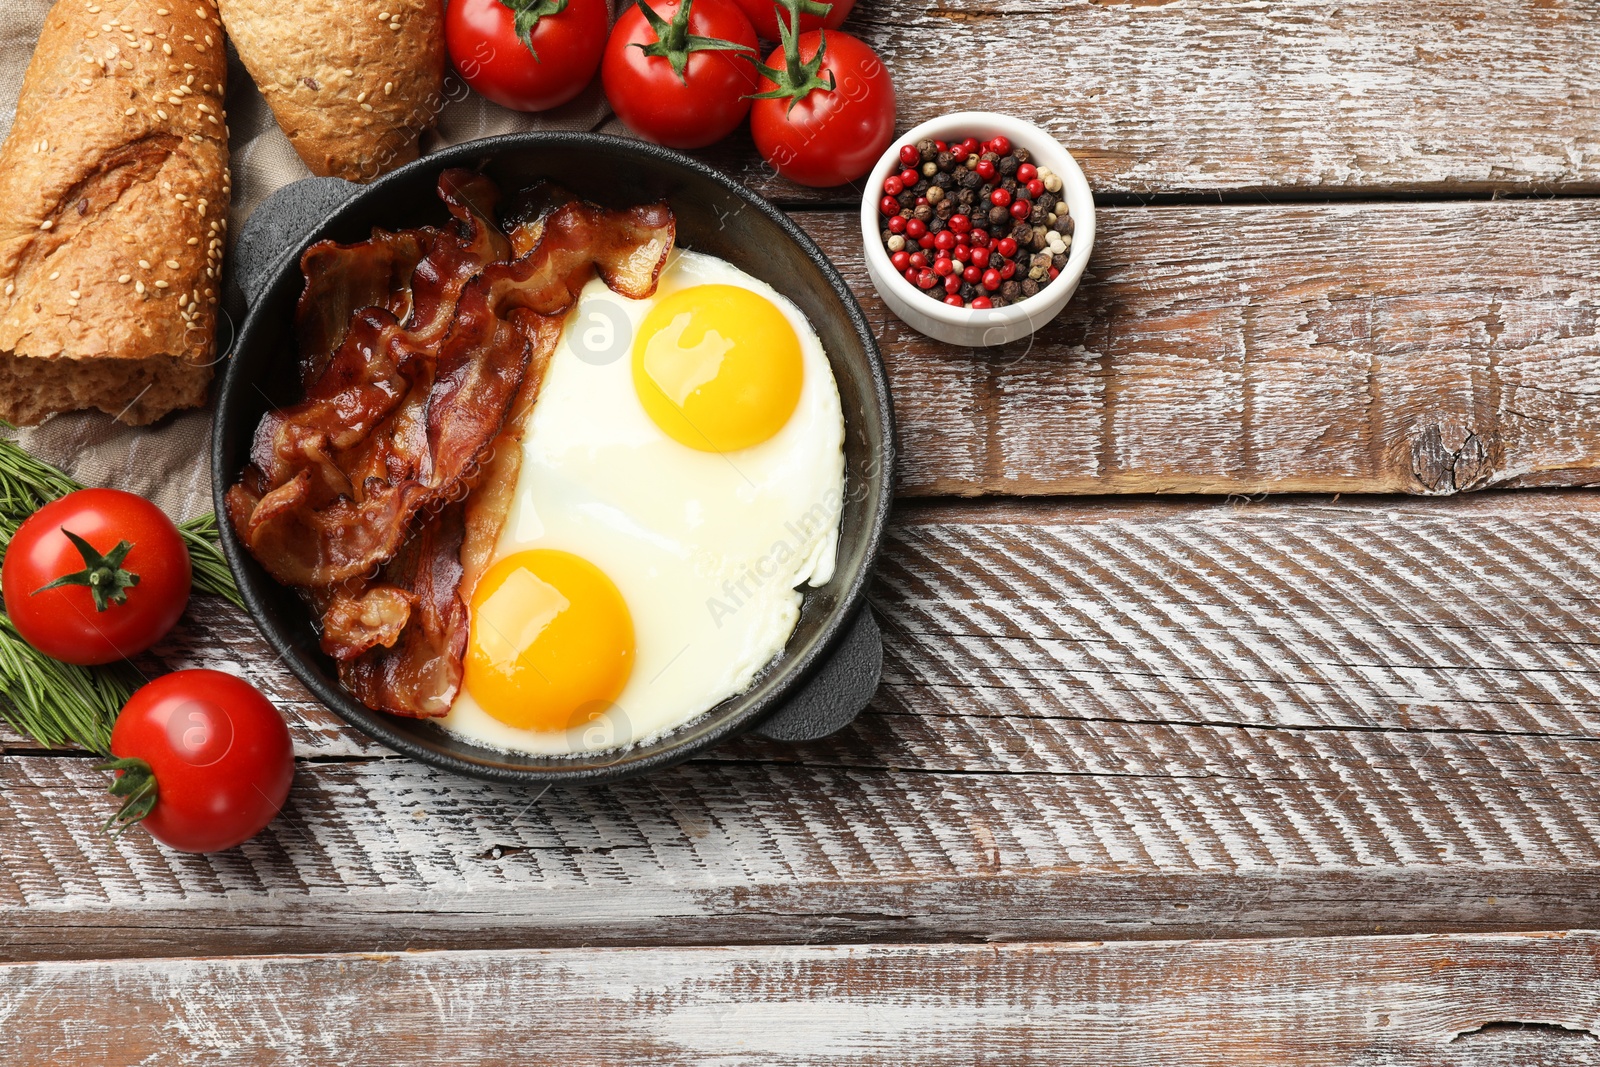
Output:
[{"left": 0, "top": 434, "right": 243, "bottom": 752}]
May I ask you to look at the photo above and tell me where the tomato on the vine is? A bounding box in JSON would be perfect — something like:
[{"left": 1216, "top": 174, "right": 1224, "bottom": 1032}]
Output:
[
  {"left": 749, "top": 26, "right": 896, "bottom": 187},
  {"left": 447, "top": 0, "right": 610, "bottom": 113},
  {"left": 104, "top": 670, "right": 293, "bottom": 853},
  {"left": 731, "top": 0, "right": 854, "bottom": 41},
  {"left": 1, "top": 488, "right": 190, "bottom": 666},
  {"left": 602, "top": 0, "right": 760, "bottom": 149}
]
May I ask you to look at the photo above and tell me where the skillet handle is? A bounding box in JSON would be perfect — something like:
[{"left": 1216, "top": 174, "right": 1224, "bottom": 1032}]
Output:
[
  {"left": 234, "top": 177, "right": 362, "bottom": 308},
  {"left": 751, "top": 605, "right": 883, "bottom": 743}
]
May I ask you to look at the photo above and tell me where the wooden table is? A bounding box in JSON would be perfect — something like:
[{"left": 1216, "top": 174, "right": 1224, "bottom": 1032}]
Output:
[{"left": 6, "top": 0, "right": 1600, "bottom": 1062}]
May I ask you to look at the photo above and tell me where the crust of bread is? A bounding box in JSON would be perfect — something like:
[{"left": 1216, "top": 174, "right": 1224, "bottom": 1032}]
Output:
[
  {"left": 0, "top": 0, "right": 230, "bottom": 427},
  {"left": 219, "top": 0, "right": 446, "bottom": 183}
]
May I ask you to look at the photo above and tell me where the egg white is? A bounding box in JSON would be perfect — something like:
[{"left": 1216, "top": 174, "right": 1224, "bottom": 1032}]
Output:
[{"left": 441, "top": 250, "right": 847, "bottom": 756}]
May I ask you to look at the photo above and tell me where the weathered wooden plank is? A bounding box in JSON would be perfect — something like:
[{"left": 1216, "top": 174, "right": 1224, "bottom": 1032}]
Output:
[
  {"left": 800, "top": 200, "right": 1600, "bottom": 496},
  {"left": 714, "top": 0, "right": 1600, "bottom": 202},
  {"left": 3, "top": 933, "right": 1599, "bottom": 1066},
  {"left": 10, "top": 495, "right": 1600, "bottom": 959}
]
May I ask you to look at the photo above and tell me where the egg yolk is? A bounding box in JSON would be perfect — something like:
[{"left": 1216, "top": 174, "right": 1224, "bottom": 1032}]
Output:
[
  {"left": 464, "top": 549, "right": 634, "bottom": 733},
  {"left": 632, "top": 284, "right": 804, "bottom": 453}
]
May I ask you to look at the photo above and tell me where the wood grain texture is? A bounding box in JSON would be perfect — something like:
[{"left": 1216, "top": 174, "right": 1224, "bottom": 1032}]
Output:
[
  {"left": 3, "top": 933, "right": 1599, "bottom": 1066},
  {"left": 799, "top": 200, "right": 1600, "bottom": 496},
  {"left": 7, "top": 493, "right": 1600, "bottom": 960},
  {"left": 724, "top": 0, "right": 1600, "bottom": 203}
]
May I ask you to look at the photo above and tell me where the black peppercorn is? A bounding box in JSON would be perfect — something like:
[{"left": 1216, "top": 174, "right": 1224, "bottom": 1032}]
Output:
[
  {"left": 1035, "top": 192, "right": 1055, "bottom": 213},
  {"left": 1052, "top": 215, "right": 1072, "bottom": 234},
  {"left": 913, "top": 179, "right": 931, "bottom": 196},
  {"left": 987, "top": 204, "right": 1009, "bottom": 226},
  {"left": 1010, "top": 221, "right": 1033, "bottom": 244},
  {"left": 918, "top": 138, "right": 937, "bottom": 162},
  {"left": 936, "top": 151, "right": 955, "bottom": 171},
  {"left": 1013, "top": 147, "right": 1031, "bottom": 165},
  {"left": 935, "top": 198, "right": 955, "bottom": 219},
  {"left": 960, "top": 282, "right": 980, "bottom": 301},
  {"left": 998, "top": 155, "right": 1019, "bottom": 177},
  {"left": 959, "top": 170, "right": 982, "bottom": 190},
  {"left": 1020, "top": 278, "right": 1040, "bottom": 298},
  {"left": 1029, "top": 202, "right": 1049, "bottom": 225},
  {"left": 897, "top": 190, "right": 916, "bottom": 209},
  {"left": 927, "top": 215, "right": 944, "bottom": 233},
  {"left": 1001, "top": 177, "right": 1018, "bottom": 194},
  {"left": 1001, "top": 280, "right": 1022, "bottom": 301},
  {"left": 932, "top": 171, "right": 953, "bottom": 189},
  {"left": 913, "top": 203, "right": 933, "bottom": 221},
  {"left": 955, "top": 188, "right": 975, "bottom": 207},
  {"left": 990, "top": 295, "right": 1009, "bottom": 308},
  {"left": 1052, "top": 252, "right": 1068, "bottom": 270}
]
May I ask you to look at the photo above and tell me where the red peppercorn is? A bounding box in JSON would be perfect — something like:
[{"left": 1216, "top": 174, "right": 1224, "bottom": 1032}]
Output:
[
  {"left": 909, "top": 251, "right": 927, "bottom": 268},
  {"left": 887, "top": 215, "right": 907, "bottom": 234},
  {"left": 883, "top": 176, "right": 904, "bottom": 196},
  {"left": 987, "top": 136, "right": 1011, "bottom": 156},
  {"left": 917, "top": 268, "right": 938, "bottom": 289},
  {"left": 1048, "top": 266, "right": 1060, "bottom": 279},
  {"left": 970, "top": 229, "right": 990, "bottom": 247},
  {"left": 899, "top": 144, "right": 920, "bottom": 166},
  {"left": 997, "top": 237, "right": 1017, "bottom": 257},
  {"left": 944, "top": 274, "right": 962, "bottom": 294},
  {"left": 975, "top": 159, "right": 996, "bottom": 181},
  {"left": 900, "top": 168, "right": 919, "bottom": 186},
  {"left": 902, "top": 268, "right": 918, "bottom": 284},
  {"left": 969, "top": 246, "right": 990, "bottom": 268},
  {"left": 948, "top": 213, "right": 970, "bottom": 233},
  {"left": 1000, "top": 259, "right": 1016, "bottom": 279},
  {"left": 915, "top": 197, "right": 929, "bottom": 208},
  {"left": 879, "top": 196, "right": 899, "bottom": 216},
  {"left": 963, "top": 265, "right": 982, "bottom": 283},
  {"left": 934, "top": 139, "right": 948, "bottom": 152},
  {"left": 982, "top": 268, "right": 1002, "bottom": 291},
  {"left": 918, "top": 234, "right": 935, "bottom": 249},
  {"left": 1010, "top": 199, "right": 1031, "bottom": 219},
  {"left": 933, "top": 257, "right": 954, "bottom": 276},
  {"left": 971, "top": 296, "right": 993, "bottom": 309},
  {"left": 890, "top": 250, "right": 910, "bottom": 271},
  {"left": 1026, "top": 179, "right": 1045, "bottom": 198},
  {"left": 944, "top": 294, "right": 964, "bottom": 307},
  {"left": 933, "top": 230, "right": 956, "bottom": 250},
  {"left": 959, "top": 137, "right": 979, "bottom": 157},
  {"left": 905, "top": 218, "right": 927, "bottom": 238},
  {"left": 990, "top": 188, "right": 1011, "bottom": 207},
  {"left": 1016, "top": 163, "right": 1037, "bottom": 183}
]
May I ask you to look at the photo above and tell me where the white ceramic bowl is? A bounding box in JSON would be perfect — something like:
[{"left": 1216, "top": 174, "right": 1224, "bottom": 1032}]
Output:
[{"left": 859, "top": 112, "right": 1096, "bottom": 348}]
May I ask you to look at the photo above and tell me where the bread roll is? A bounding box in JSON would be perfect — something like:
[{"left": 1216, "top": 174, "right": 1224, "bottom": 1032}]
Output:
[
  {"left": 0, "top": 0, "right": 230, "bottom": 426},
  {"left": 219, "top": 0, "right": 446, "bottom": 182}
]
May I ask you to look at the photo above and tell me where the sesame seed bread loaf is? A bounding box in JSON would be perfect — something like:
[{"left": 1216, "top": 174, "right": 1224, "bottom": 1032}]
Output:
[
  {"left": 0, "top": 0, "right": 230, "bottom": 426},
  {"left": 218, "top": 0, "right": 446, "bottom": 183}
]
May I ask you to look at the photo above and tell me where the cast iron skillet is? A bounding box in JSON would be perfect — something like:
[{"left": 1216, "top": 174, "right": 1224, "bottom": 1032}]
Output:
[{"left": 211, "top": 133, "right": 895, "bottom": 786}]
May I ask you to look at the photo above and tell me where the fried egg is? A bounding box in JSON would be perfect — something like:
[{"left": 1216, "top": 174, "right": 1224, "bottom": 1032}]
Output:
[{"left": 442, "top": 249, "right": 846, "bottom": 755}]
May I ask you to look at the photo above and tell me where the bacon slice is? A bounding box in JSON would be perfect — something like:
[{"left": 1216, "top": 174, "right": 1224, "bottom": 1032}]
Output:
[{"left": 228, "top": 171, "right": 675, "bottom": 718}]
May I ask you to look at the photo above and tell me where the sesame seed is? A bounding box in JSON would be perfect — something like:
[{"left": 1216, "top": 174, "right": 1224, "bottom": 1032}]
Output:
[
  {"left": 120, "top": 60, "right": 133, "bottom": 69},
  {"left": 163, "top": 43, "right": 172, "bottom": 54},
  {"left": 360, "top": 102, "right": 373, "bottom": 112},
  {"left": 154, "top": 280, "right": 169, "bottom": 289},
  {"left": 118, "top": 275, "right": 131, "bottom": 283},
  {"left": 135, "top": 281, "right": 146, "bottom": 293},
  {"left": 67, "top": 299, "right": 78, "bottom": 307},
  {"left": 69, "top": 290, "right": 80, "bottom": 299},
  {"left": 195, "top": 6, "right": 204, "bottom": 15},
  {"left": 342, "top": 68, "right": 354, "bottom": 77},
  {"left": 49, "top": 272, "right": 59, "bottom": 280},
  {"left": 139, "top": 260, "right": 151, "bottom": 269},
  {"left": 157, "top": 6, "right": 168, "bottom": 12},
  {"left": 120, "top": 22, "right": 130, "bottom": 29},
  {"left": 390, "top": 19, "right": 401, "bottom": 28},
  {"left": 102, "top": 22, "right": 112, "bottom": 29},
  {"left": 125, "top": 107, "right": 136, "bottom": 115},
  {"left": 157, "top": 109, "right": 168, "bottom": 119},
  {"left": 187, "top": 237, "right": 198, "bottom": 245},
  {"left": 384, "top": 81, "right": 393, "bottom": 94},
  {"left": 39, "top": 221, "right": 53, "bottom": 231},
  {"left": 87, "top": 30, "right": 98, "bottom": 37},
  {"left": 356, "top": 91, "right": 368, "bottom": 103},
  {"left": 165, "top": 259, "right": 180, "bottom": 269},
  {"left": 3, "top": 284, "right": 11, "bottom": 296},
  {"left": 204, "top": 34, "right": 213, "bottom": 44}
]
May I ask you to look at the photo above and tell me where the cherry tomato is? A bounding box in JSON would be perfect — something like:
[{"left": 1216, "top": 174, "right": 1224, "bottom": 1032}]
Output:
[
  {"left": 602, "top": 0, "right": 759, "bottom": 149},
  {"left": 2, "top": 489, "right": 190, "bottom": 666},
  {"left": 750, "top": 30, "right": 895, "bottom": 187},
  {"left": 107, "top": 670, "right": 293, "bottom": 853},
  {"left": 731, "top": 0, "right": 854, "bottom": 41},
  {"left": 447, "top": 0, "right": 610, "bottom": 113}
]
